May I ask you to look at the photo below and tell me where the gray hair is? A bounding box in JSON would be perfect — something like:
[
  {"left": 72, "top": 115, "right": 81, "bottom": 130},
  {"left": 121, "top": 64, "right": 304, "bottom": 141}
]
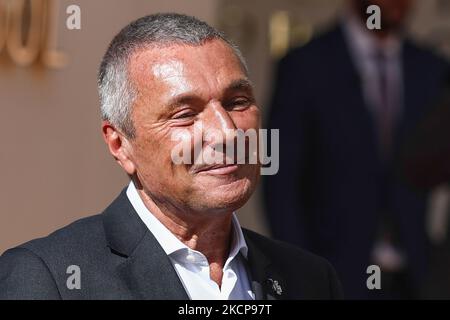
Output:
[{"left": 98, "top": 13, "right": 248, "bottom": 138}]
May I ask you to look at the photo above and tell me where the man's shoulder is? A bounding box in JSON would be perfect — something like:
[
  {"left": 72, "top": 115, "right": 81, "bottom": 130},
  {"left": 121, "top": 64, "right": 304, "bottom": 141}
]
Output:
[
  {"left": 242, "top": 228, "right": 332, "bottom": 268},
  {"left": 404, "top": 39, "right": 449, "bottom": 69},
  {"left": 277, "top": 24, "right": 344, "bottom": 81},
  {"left": 1, "top": 213, "right": 106, "bottom": 269},
  {"left": 0, "top": 214, "right": 106, "bottom": 299},
  {"left": 283, "top": 25, "right": 342, "bottom": 61},
  {"left": 242, "top": 228, "right": 337, "bottom": 278},
  {"left": 242, "top": 228, "right": 343, "bottom": 299},
  {"left": 22, "top": 214, "right": 104, "bottom": 254}
]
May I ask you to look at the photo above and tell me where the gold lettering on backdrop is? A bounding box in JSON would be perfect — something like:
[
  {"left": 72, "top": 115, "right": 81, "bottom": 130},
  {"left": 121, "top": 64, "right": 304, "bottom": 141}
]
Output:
[
  {"left": 7, "top": 0, "right": 44, "bottom": 66},
  {"left": 269, "top": 10, "right": 313, "bottom": 59},
  {"left": 269, "top": 11, "right": 290, "bottom": 59},
  {"left": 0, "top": 0, "right": 67, "bottom": 68},
  {"left": 41, "top": 0, "right": 68, "bottom": 68}
]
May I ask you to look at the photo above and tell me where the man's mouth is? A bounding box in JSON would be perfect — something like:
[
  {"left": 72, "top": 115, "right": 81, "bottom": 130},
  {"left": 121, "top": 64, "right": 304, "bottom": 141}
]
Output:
[{"left": 192, "top": 163, "right": 239, "bottom": 175}]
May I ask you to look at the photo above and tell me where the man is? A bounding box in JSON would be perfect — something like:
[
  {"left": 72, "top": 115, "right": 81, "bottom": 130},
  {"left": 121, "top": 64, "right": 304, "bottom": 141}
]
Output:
[
  {"left": 265, "top": 0, "right": 449, "bottom": 298},
  {"left": 0, "top": 13, "right": 342, "bottom": 300}
]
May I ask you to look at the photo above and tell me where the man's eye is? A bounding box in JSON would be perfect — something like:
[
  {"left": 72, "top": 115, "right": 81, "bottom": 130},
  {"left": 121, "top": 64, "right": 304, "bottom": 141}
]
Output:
[
  {"left": 172, "top": 111, "right": 196, "bottom": 120},
  {"left": 226, "top": 98, "right": 252, "bottom": 110}
]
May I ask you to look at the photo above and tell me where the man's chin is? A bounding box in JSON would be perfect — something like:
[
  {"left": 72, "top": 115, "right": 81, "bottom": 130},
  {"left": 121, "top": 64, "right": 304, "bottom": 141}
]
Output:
[{"left": 191, "top": 178, "right": 255, "bottom": 213}]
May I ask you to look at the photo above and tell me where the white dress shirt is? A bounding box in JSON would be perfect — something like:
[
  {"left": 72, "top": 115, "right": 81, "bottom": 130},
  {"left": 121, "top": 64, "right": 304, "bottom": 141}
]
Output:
[{"left": 126, "top": 181, "right": 255, "bottom": 300}]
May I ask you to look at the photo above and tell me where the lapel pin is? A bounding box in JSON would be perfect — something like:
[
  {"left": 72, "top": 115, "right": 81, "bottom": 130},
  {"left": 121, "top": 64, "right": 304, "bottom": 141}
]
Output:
[{"left": 267, "top": 278, "right": 283, "bottom": 296}]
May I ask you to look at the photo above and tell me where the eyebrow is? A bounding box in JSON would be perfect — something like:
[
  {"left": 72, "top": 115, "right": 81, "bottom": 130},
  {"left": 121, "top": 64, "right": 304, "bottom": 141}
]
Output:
[
  {"left": 165, "top": 78, "right": 255, "bottom": 111},
  {"left": 225, "top": 78, "right": 254, "bottom": 94}
]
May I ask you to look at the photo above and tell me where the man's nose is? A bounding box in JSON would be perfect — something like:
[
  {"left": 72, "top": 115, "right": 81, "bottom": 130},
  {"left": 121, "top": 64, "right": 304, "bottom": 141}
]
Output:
[{"left": 202, "top": 102, "right": 237, "bottom": 136}]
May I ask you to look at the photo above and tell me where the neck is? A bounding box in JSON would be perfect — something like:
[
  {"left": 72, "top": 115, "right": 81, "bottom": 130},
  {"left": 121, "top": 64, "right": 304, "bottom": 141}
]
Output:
[{"left": 136, "top": 187, "right": 234, "bottom": 286}]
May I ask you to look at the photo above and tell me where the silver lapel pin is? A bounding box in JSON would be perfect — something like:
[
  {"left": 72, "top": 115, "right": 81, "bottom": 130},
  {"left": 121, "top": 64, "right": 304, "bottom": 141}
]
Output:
[{"left": 267, "top": 278, "right": 283, "bottom": 296}]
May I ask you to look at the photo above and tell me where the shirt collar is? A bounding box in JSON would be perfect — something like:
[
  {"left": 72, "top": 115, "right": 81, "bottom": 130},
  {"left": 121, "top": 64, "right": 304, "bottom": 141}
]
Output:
[{"left": 125, "top": 181, "right": 248, "bottom": 260}]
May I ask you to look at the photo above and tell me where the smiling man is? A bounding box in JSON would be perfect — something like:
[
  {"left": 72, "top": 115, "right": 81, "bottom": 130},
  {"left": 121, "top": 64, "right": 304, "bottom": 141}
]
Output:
[{"left": 0, "top": 13, "right": 342, "bottom": 300}]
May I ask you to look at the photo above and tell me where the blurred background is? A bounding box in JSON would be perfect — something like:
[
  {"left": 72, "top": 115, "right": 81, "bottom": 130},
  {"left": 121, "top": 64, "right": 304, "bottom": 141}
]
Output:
[{"left": 1, "top": 0, "right": 449, "bottom": 299}]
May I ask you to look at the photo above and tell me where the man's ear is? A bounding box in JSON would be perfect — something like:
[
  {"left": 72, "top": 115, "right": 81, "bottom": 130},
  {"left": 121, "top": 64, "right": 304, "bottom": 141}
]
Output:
[{"left": 102, "top": 121, "right": 136, "bottom": 175}]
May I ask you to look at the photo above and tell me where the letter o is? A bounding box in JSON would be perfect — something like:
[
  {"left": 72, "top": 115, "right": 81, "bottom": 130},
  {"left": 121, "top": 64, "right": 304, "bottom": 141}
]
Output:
[{"left": 7, "top": 0, "right": 45, "bottom": 66}]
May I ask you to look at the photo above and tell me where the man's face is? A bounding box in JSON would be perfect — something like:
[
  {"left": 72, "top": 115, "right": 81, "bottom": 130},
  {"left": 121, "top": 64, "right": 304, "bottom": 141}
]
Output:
[{"left": 126, "top": 40, "right": 260, "bottom": 215}]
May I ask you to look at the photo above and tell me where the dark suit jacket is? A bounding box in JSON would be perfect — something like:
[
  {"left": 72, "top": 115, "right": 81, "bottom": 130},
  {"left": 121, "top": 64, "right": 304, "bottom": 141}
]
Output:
[
  {"left": 264, "top": 24, "right": 449, "bottom": 298},
  {"left": 400, "top": 73, "right": 450, "bottom": 189},
  {"left": 0, "top": 188, "right": 342, "bottom": 300}
]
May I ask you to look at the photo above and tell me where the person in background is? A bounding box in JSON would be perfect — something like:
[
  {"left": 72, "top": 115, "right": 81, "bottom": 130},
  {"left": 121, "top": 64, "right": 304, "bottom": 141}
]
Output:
[
  {"left": 265, "top": 0, "right": 450, "bottom": 298},
  {"left": 400, "top": 71, "right": 450, "bottom": 189},
  {"left": 399, "top": 71, "right": 450, "bottom": 298}
]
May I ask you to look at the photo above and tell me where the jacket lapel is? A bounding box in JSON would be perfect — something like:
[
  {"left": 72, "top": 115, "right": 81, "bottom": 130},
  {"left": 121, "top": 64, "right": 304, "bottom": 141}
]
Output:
[
  {"left": 117, "top": 231, "right": 189, "bottom": 299},
  {"left": 243, "top": 230, "right": 287, "bottom": 300},
  {"left": 102, "top": 189, "right": 189, "bottom": 300}
]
